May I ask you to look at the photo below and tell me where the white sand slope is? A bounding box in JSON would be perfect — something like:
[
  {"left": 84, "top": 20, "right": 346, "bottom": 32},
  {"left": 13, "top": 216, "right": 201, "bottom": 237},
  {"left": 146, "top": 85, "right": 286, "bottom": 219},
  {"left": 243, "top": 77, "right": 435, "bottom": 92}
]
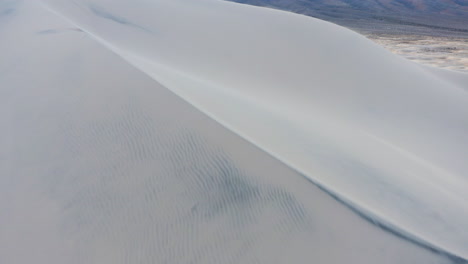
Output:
[{"left": 1, "top": 0, "right": 467, "bottom": 263}]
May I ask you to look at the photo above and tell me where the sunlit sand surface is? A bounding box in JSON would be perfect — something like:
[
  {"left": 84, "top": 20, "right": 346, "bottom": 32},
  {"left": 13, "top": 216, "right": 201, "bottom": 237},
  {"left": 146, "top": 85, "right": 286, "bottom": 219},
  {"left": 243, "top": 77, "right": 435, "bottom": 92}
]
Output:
[{"left": 1, "top": 1, "right": 467, "bottom": 263}]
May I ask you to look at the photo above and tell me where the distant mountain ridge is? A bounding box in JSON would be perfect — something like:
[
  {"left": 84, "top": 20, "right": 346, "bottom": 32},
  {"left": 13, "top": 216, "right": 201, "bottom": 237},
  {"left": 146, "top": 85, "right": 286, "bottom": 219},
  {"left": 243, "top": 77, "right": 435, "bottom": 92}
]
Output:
[
  {"left": 227, "top": 0, "right": 468, "bottom": 35},
  {"left": 229, "top": 0, "right": 468, "bottom": 15},
  {"left": 301, "top": 0, "right": 468, "bottom": 15}
]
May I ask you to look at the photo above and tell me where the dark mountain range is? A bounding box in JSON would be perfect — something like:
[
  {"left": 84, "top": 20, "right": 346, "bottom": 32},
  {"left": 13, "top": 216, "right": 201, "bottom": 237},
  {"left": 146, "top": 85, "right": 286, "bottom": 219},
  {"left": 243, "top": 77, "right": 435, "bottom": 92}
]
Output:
[{"left": 227, "top": 0, "right": 468, "bottom": 36}]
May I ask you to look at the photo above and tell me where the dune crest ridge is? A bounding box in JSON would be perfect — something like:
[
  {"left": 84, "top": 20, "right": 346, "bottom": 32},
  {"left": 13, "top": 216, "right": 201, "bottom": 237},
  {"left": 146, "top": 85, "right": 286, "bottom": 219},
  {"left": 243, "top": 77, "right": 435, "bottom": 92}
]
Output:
[
  {"left": 1, "top": 0, "right": 467, "bottom": 263},
  {"left": 40, "top": 0, "right": 468, "bottom": 260}
]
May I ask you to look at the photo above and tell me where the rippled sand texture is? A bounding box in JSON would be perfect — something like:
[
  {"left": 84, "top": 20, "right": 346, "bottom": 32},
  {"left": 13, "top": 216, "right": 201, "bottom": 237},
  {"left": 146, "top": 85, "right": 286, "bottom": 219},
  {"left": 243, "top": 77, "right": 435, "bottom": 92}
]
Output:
[
  {"left": 367, "top": 34, "right": 468, "bottom": 72},
  {"left": 1, "top": 1, "right": 468, "bottom": 263},
  {"left": 1, "top": 2, "right": 461, "bottom": 263}
]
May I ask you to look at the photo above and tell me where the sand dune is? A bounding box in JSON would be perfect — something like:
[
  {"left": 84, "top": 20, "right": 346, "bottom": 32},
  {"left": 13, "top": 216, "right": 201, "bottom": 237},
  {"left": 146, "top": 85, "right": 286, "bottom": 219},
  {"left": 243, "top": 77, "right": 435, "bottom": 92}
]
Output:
[{"left": 1, "top": 0, "right": 467, "bottom": 263}]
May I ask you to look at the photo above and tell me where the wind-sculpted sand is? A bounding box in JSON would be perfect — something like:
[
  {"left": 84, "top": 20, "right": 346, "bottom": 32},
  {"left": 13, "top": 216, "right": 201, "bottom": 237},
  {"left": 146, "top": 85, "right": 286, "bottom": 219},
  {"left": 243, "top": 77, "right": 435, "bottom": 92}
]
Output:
[{"left": 1, "top": 1, "right": 467, "bottom": 263}]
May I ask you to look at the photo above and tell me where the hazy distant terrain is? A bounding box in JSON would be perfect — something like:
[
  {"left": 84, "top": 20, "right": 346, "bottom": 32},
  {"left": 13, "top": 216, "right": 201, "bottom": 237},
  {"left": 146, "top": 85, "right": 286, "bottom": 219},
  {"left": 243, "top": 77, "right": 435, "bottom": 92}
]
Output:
[
  {"left": 226, "top": 0, "right": 468, "bottom": 71},
  {"left": 370, "top": 34, "right": 468, "bottom": 72},
  {"left": 227, "top": 0, "right": 468, "bottom": 36}
]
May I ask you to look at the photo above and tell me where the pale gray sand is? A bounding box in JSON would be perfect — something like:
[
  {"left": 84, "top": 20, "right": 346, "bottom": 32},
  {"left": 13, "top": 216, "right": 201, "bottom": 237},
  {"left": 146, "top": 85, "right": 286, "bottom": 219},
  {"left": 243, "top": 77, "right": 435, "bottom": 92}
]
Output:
[
  {"left": 1, "top": 1, "right": 468, "bottom": 263},
  {"left": 1, "top": 3, "right": 460, "bottom": 263}
]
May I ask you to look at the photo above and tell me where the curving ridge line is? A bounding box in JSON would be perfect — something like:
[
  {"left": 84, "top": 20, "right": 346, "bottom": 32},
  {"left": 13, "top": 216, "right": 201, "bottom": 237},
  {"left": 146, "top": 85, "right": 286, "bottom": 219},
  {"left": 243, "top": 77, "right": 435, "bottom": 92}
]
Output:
[{"left": 39, "top": 1, "right": 468, "bottom": 263}]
